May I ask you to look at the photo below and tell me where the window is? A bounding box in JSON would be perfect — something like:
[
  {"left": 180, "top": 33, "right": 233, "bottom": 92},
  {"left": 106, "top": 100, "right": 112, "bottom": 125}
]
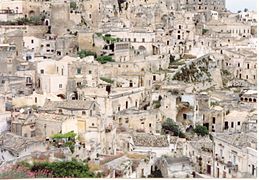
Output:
[
  {"left": 77, "top": 82, "right": 81, "bottom": 88},
  {"left": 231, "top": 122, "right": 234, "bottom": 128},
  {"left": 237, "top": 121, "right": 240, "bottom": 126},
  {"left": 142, "top": 38, "right": 145, "bottom": 42},
  {"left": 134, "top": 38, "right": 136, "bottom": 42},
  {"left": 59, "top": 84, "right": 62, "bottom": 89},
  {"left": 40, "top": 69, "right": 44, "bottom": 74},
  {"left": 35, "top": 97, "right": 37, "bottom": 103},
  {"left": 46, "top": 44, "right": 50, "bottom": 47},
  {"left": 149, "top": 123, "right": 152, "bottom": 127},
  {"left": 183, "top": 114, "right": 187, "bottom": 120},
  {"left": 153, "top": 75, "right": 156, "bottom": 81},
  {"left": 125, "top": 119, "right": 129, "bottom": 123},
  {"left": 77, "top": 68, "right": 82, "bottom": 74},
  {"left": 59, "top": 109, "right": 63, "bottom": 113},
  {"left": 82, "top": 111, "right": 86, "bottom": 115},
  {"left": 92, "top": 123, "right": 95, "bottom": 126},
  {"left": 212, "top": 117, "right": 216, "bottom": 124},
  {"left": 31, "top": 39, "right": 34, "bottom": 44},
  {"left": 238, "top": 63, "right": 240, "bottom": 67},
  {"left": 90, "top": 110, "right": 93, "bottom": 116},
  {"left": 89, "top": 70, "right": 92, "bottom": 74}
]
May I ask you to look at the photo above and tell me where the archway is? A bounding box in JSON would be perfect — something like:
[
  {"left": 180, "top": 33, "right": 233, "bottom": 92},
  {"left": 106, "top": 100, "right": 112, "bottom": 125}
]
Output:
[
  {"left": 29, "top": 10, "right": 35, "bottom": 17},
  {"left": 70, "top": 91, "right": 78, "bottom": 100},
  {"left": 138, "top": 45, "right": 146, "bottom": 55}
]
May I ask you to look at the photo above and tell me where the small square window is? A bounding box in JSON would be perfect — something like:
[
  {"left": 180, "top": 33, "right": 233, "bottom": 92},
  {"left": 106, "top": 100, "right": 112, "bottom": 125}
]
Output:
[
  {"left": 77, "top": 68, "right": 82, "bottom": 74},
  {"left": 59, "top": 84, "right": 62, "bottom": 88}
]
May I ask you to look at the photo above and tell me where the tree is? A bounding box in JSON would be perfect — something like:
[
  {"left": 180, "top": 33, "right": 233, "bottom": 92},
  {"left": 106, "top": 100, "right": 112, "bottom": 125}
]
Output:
[
  {"left": 162, "top": 118, "right": 185, "bottom": 138},
  {"left": 193, "top": 125, "right": 209, "bottom": 136}
]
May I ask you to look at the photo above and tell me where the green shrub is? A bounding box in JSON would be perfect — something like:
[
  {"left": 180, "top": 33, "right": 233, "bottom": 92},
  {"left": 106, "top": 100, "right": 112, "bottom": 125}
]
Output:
[
  {"left": 193, "top": 125, "right": 209, "bottom": 136},
  {"left": 102, "top": 34, "right": 118, "bottom": 44},
  {"left": 96, "top": 56, "right": 114, "bottom": 64},
  {"left": 162, "top": 118, "right": 185, "bottom": 138},
  {"left": 78, "top": 50, "right": 97, "bottom": 59},
  {"left": 70, "top": 2, "right": 77, "bottom": 10},
  {"left": 31, "top": 160, "right": 95, "bottom": 178},
  {"left": 51, "top": 131, "right": 76, "bottom": 139},
  {"left": 100, "top": 77, "right": 114, "bottom": 84},
  {"left": 202, "top": 29, "right": 209, "bottom": 35}
]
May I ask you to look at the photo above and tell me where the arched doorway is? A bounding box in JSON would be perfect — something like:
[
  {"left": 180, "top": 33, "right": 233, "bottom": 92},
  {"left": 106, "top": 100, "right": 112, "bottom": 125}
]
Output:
[{"left": 138, "top": 45, "right": 147, "bottom": 55}]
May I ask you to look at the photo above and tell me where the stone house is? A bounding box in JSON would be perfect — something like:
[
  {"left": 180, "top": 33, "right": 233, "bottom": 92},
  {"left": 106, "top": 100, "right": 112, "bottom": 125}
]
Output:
[
  {"left": 0, "top": 96, "right": 11, "bottom": 133},
  {"left": 78, "top": 87, "right": 148, "bottom": 117},
  {"left": 206, "top": 20, "right": 252, "bottom": 38},
  {"left": 11, "top": 112, "right": 37, "bottom": 138},
  {"left": 155, "top": 156, "right": 194, "bottom": 178},
  {"left": 36, "top": 56, "right": 77, "bottom": 96},
  {"left": 183, "top": 137, "right": 213, "bottom": 175},
  {"left": 239, "top": 89, "right": 257, "bottom": 104},
  {"left": 130, "top": 133, "right": 173, "bottom": 157},
  {"left": 221, "top": 48, "right": 257, "bottom": 85},
  {"left": 213, "top": 131, "right": 257, "bottom": 178},
  {"left": 67, "top": 56, "right": 100, "bottom": 91},
  {"left": 180, "top": 0, "right": 226, "bottom": 12},
  {"left": 114, "top": 108, "right": 162, "bottom": 134},
  {"left": 223, "top": 110, "right": 249, "bottom": 133},
  {"left": 38, "top": 99, "right": 116, "bottom": 156},
  {"left": 199, "top": 105, "right": 225, "bottom": 132}
]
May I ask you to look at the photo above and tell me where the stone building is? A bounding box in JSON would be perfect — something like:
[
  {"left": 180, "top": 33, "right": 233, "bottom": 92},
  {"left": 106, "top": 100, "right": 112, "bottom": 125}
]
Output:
[
  {"left": 115, "top": 108, "right": 162, "bottom": 134},
  {"left": 213, "top": 131, "right": 257, "bottom": 178}
]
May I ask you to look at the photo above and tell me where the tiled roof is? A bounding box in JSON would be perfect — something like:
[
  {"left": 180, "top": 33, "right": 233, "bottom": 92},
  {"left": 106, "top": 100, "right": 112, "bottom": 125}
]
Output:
[
  {"left": 41, "top": 100, "right": 95, "bottom": 111},
  {"left": 0, "top": 132, "right": 43, "bottom": 156},
  {"left": 133, "top": 133, "right": 169, "bottom": 147}
]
